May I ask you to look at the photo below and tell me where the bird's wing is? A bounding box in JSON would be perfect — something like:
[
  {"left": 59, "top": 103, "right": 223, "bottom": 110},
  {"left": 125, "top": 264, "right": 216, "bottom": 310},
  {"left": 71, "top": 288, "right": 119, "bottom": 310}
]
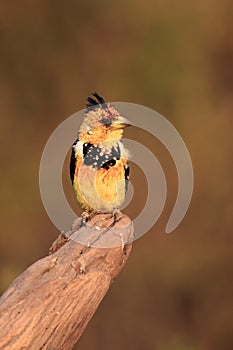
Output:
[
  {"left": 70, "top": 138, "right": 79, "bottom": 184},
  {"left": 124, "top": 162, "right": 130, "bottom": 192}
]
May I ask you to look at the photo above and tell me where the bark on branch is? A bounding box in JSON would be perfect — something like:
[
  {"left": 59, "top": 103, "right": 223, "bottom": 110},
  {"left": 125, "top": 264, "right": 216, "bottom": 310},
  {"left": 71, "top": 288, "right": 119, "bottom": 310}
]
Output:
[{"left": 0, "top": 212, "right": 133, "bottom": 350}]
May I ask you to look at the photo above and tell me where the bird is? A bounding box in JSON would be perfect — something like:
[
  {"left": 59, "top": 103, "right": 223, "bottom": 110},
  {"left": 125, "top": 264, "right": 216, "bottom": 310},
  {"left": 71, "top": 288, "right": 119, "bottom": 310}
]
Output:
[{"left": 70, "top": 92, "right": 131, "bottom": 220}]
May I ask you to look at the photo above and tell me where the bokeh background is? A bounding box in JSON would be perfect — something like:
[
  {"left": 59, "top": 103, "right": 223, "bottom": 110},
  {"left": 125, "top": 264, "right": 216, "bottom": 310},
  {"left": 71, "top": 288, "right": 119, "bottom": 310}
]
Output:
[{"left": 0, "top": 1, "right": 232, "bottom": 349}]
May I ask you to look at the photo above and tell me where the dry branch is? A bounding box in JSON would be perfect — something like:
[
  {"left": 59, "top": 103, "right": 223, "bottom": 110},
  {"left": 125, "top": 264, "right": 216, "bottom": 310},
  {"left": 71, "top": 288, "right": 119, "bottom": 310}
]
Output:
[{"left": 0, "top": 212, "right": 133, "bottom": 350}]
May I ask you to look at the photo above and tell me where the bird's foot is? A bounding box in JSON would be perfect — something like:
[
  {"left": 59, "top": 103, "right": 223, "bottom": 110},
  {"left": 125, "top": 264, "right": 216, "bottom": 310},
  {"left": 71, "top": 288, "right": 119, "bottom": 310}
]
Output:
[
  {"left": 113, "top": 208, "right": 121, "bottom": 224},
  {"left": 81, "top": 210, "right": 91, "bottom": 226},
  {"left": 81, "top": 210, "right": 103, "bottom": 226}
]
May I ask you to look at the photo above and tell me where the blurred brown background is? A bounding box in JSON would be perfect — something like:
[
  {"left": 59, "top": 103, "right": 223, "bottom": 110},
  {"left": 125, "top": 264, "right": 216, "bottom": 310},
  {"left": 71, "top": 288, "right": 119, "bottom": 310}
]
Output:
[{"left": 0, "top": 1, "right": 232, "bottom": 349}]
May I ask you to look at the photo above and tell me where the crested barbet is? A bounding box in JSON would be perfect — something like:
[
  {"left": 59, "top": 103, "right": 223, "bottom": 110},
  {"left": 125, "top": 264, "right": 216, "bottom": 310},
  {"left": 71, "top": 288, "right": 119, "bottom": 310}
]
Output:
[{"left": 70, "top": 92, "right": 131, "bottom": 215}]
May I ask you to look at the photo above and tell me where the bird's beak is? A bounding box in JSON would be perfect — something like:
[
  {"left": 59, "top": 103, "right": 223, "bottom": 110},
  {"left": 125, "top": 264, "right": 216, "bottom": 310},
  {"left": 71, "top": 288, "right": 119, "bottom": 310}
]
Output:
[{"left": 112, "top": 116, "right": 132, "bottom": 129}]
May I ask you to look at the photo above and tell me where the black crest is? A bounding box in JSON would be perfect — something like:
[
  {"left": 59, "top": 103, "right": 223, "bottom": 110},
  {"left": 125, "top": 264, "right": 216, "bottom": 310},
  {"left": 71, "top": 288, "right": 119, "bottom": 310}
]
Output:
[{"left": 86, "top": 92, "right": 106, "bottom": 108}]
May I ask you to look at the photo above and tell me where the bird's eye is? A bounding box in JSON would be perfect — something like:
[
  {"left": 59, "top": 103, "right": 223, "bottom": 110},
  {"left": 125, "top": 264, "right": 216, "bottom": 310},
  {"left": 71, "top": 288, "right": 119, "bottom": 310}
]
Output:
[
  {"left": 87, "top": 130, "right": 93, "bottom": 135},
  {"left": 100, "top": 118, "right": 112, "bottom": 127}
]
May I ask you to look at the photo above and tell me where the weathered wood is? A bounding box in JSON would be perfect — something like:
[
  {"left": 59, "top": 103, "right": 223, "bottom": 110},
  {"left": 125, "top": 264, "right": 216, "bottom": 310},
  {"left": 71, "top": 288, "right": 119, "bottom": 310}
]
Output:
[{"left": 0, "top": 213, "right": 133, "bottom": 350}]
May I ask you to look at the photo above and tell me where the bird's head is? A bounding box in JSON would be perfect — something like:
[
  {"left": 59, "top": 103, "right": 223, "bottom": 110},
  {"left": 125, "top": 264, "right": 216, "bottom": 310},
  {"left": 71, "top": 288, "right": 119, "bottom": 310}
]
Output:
[{"left": 79, "top": 92, "right": 131, "bottom": 144}]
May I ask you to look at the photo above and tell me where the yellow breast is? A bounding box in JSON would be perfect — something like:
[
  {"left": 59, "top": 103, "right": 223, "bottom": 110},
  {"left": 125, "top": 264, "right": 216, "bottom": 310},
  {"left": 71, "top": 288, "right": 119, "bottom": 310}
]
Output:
[{"left": 73, "top": 157, "right": 127, "bottom": 212}]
